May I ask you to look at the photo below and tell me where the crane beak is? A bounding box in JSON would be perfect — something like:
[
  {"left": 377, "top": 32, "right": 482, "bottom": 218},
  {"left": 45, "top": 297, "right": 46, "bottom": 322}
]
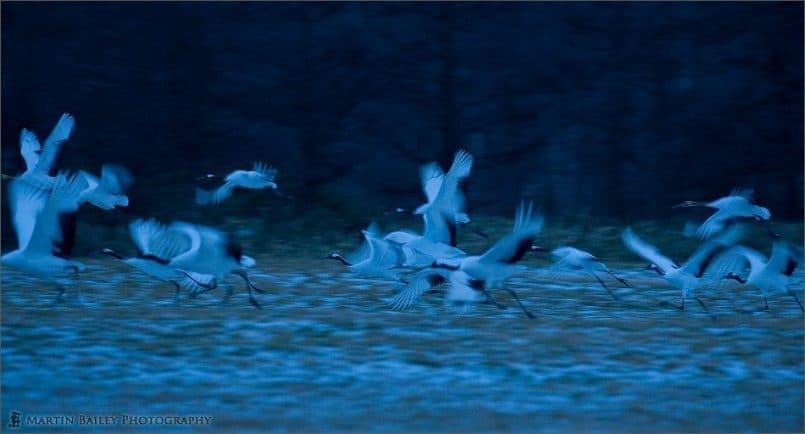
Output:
[
  {"left": 383, "top": 207, "right": 408, "bottom": 215},
  {"left": 672, "top": 200, "right": 698, "bottom": 209}
]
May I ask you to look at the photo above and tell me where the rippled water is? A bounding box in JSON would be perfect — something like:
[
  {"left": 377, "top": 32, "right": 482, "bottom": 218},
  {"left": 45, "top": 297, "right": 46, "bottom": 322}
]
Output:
[{"left": 2, "top": 259, "right": 803, "bottom": 432}]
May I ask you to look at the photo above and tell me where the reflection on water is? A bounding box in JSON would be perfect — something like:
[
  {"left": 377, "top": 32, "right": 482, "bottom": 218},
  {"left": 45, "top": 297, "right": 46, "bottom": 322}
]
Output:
[{"left": 2, "top": 259, "right": 803, "bottom": 432}]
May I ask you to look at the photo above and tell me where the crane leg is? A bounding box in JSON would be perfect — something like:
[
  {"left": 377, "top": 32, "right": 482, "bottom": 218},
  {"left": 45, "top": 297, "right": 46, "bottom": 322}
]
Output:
[
  {"left": 606, "top": 269, "right": 631, "bottom": 288},
  {"left": 247, "top": 285, "right": 262, "bottom": 309},
  {"left": 233, "top": 269, "right": 265, "bottom": 308},
  {"left": 55, "top": 286, "right": 66, "bottom": 303},
  {"left": 737, "top": 294, "right": 773, "bottom": 315},
  {"left": 788, "top": 291, "right": 804, "bottom": 313},
  {"left": 591, "top": 272, "right": 619, "bottom": 300},
  {"left": 169, "top": 280, "right": 181, "bottom": 299},
  {"left": 181, "top": 271, "right": 218, "bottom": 295},
  {"left": 235, "top": 270, "right": 266, "bottom": 294},
  {"left": 693, "top": 297, "right": 716, "bottom": 320},
  {"left": 481, "top": 289, "right": 506, "bottom": 310},
  {"left": 503, "top": 288, "right": 534, "bottom": 319}
]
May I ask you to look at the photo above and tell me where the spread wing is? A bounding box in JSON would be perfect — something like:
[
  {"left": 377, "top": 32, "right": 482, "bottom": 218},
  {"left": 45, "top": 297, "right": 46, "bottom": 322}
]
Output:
[
  {"left": 696, "top": 197, "right": 762, "bottom": 239},
  {"left": 389, "top": 268, "right": 450, "bottom": 311},
  {"left": 19, "top": 129, "right": 41, "bottom": 173},
  {"left": 252, "top": 161, "right": 278, "bottom": 181},
  {"left": 621, "top": 227, "right": 678, "bottom": 274},
  {"left": 696, "top": 210, "right": 728, "bottom": 240},
  {"left": 34, "top": 113, "right": 75, "bottom": 175},
  {"left": 419, "top": 162, "right": 444, "bottom": 204},
  {"left": 129, "top": 219, "right": 197, "bottom": 264},
  {"left": 480, "top": 202, "right": 544, "bottom": 265},
  {"left": 422, "top": 208, "right": 455, "bottom": 245},
  {"left": 78, "top": 170, "right": 100, "bottom": 192},
  {"left": 681, "top": 223, "right": 745, "bottom": 277},
  {"left": 100, "top": 164, "right": 134, "bottom": 195},
  {"left": 166, "top": 222, "right": 205, "bottom": 263},
  {"left": 210, "top": 182, "right": 236, "bottom": 204},
  {"left": 414, "top": 150, "right": 473, "bottom": 223},
  {"left": 8, "top": 178, "right": 48, "bottom": 250},
  {"left": 24, "top": 172, "right": 86, "bottom": 256},
  {"left": 367, "top": 234, "right": 404, "bottom": 268},
  {"left": 354, "top": 230, "right": 404, "bottom": 279},
  {"left": 431, "top": 150, "right": 472, "bottom": 219}
]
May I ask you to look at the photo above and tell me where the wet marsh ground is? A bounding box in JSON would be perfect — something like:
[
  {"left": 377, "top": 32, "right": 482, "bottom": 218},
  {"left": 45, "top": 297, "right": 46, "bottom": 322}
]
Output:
[{"left": 2, "top": 253, "right": 803, "bottom": 432}]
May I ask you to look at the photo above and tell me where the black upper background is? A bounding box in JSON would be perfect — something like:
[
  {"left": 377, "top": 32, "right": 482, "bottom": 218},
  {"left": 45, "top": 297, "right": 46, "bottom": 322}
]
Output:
[{"left": 2, "top": 2, "right": 803, "bottom": 250}]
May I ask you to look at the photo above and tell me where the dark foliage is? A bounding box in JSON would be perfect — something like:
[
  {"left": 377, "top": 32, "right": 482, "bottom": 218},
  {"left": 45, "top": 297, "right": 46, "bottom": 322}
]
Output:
[{"left": 2, "top": 3, "right": 802, "bottom": 251}]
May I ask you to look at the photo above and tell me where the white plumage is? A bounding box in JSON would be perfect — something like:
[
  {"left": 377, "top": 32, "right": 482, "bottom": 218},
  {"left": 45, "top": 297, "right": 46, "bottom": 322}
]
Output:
[
  {"left": 196, "top": 161, "right": 278, "bottom": 205},
  {"left": 379, "top": 152, "right": 475, "bottom": 269},
  {"left": 391, "top": 202, "right": 543, "bottom": 317},
  {"left": 711, "top": 241, "right": 802, "bottom": 312},
  {"left": 443, "top": 270, "right": 488, "bottom": 313},
  {"left": 389, "top": 267, "right": 452, "bottom": 310},
  {"left": 621, "top": 224, "right": 745, "bottom": 315},
  {"left": 328, "top": 222, "right": 406, "bottom": 280},
  {"left": 5, "top": 113, "right": 76, "bottom": 191},
  {"left": 2, "top": 172, "right": 86, "bottom": 295},
  {"left": 78, "top": 164, "right": 134, "bottom": 209},
  {"left": 389, "top": 268, "right": 504, "bottom": 313},
  {"left": 674, "top": 188, "right": 771, "bottom": 239},
  {"left": 3, "top": 112, "right": 792, "bottom": 322},
  {"left": 5, "top": 114, "right": 76, "bottom": 244},
  {"left": 104, "top": 219, "right": 264, "bottom": 307},
  {"left": 101, "top": 219, "right": 217, "bottom": 297},
  {"left": 414, "top": 150, "right": 473, "bottom": 225},
  {"left": 382, "top": 220, "right": 467, "bottom": 269},
  {"left": 546, "top": 246, "right": 630, "bottom": 299}
]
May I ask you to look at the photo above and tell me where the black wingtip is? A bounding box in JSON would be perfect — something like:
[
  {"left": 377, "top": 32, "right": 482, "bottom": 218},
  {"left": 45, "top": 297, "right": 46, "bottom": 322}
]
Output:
[{"left": 506, "top": 238, "right": 535, "bottom": 264}]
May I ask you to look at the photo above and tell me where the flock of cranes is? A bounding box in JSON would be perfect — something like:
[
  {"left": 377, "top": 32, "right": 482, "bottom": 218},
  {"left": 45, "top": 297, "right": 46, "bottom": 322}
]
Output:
[
  {"left": 324, "top": 150, "right": 802, "bottom": 317},
  {"left": 1, "top": 113, "right": 275, "bottom": 307},
  {"left": 1, "top": 113, "right": 802, "bottom": 316}
]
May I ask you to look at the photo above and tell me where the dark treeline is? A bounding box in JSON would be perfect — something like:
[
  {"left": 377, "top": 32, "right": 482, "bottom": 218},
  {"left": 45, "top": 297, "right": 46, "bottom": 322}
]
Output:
[{"left": 2, "top": 2, "right": 802, "bottom": 240}]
